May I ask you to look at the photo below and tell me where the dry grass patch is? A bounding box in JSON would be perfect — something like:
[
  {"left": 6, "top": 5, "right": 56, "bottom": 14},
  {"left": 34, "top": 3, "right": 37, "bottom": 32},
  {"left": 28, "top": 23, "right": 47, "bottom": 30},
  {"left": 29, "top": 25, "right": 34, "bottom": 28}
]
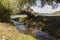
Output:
[{"left": 0, "top": 23, "right": 36, "bottom": 40}]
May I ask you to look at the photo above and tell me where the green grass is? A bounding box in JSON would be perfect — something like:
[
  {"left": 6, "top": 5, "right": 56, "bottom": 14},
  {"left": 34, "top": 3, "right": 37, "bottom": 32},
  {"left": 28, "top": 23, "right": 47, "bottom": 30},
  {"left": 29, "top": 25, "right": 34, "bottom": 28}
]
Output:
[{"left": 54, "top": 11, "right": 60, "bottom": 14}]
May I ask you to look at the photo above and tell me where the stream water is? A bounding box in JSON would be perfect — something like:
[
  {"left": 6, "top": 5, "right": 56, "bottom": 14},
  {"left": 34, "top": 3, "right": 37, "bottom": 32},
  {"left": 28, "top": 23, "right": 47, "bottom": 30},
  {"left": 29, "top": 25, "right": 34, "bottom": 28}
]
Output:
[
  {"left": 11, "top": 19, "right": 54, "bottom": 40},
  {"left": 11, "top": 20, "right": 26, "bottom": 33}
]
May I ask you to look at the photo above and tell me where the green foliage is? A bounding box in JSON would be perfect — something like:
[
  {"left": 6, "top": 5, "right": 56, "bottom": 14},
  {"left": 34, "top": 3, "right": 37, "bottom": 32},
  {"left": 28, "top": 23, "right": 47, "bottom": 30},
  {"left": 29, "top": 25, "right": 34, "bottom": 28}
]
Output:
[
  {"left": 1, "top": 0, "right": 9, "bottom": 9},
  {"left": 0, "top": 0, "right": 36, "bottom": 14},
  {"left": 1, "top": 0, "right": 20, "bottom": 14},
  {"left": 54, "top": 11, "right": 60, "bottom": 14},
  {"left": 0, "top": 2, "right": 10, "bottom": 22},
  {"left": 0, "top": 0, "right": 35, "bottom": 22}
]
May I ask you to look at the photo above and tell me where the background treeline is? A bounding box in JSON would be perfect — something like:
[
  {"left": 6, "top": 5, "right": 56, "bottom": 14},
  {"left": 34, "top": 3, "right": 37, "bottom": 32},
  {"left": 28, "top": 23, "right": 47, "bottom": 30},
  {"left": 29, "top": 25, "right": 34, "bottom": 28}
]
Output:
[{"left": 0, "top": 0, "right": 60, "bottom": 22}]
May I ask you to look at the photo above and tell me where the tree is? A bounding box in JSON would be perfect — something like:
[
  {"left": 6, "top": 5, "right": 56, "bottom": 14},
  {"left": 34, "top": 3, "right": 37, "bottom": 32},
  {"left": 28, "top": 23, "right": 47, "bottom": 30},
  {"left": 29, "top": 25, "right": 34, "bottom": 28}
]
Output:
[
  {"left": 0, "top": 0, "right": 36, "bottom": 22},
  {"left": 1, "top": 0, "right": 60, "bottom": 22},
  {"left": 41, "top": 0, "right": 60, "bottom": 8},
  {"left": 0, "top": 0, "right": 36, "bottom": 14}
]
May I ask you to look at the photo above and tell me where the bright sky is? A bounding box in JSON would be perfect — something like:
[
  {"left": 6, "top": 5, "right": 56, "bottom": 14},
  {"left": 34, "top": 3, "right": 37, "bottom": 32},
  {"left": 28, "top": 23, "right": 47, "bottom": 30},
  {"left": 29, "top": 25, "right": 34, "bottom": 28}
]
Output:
[{"left": 31, "top": 0, "right": 60, "bottom": 13}]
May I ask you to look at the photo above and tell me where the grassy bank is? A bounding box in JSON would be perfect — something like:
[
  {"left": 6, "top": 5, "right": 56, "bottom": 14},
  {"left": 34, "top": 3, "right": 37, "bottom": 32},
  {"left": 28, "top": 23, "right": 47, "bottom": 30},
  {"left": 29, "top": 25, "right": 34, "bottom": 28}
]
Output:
[{"left": 0, "top": 23, "right": 36, "bottom": 40}]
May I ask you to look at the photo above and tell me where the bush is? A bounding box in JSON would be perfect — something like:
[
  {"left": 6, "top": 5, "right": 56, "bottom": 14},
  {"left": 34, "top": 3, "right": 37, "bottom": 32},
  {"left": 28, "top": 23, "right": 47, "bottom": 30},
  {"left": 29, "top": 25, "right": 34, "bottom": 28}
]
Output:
[{"left": 0, "top": 3, "right": 10, "bottom": 22}]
